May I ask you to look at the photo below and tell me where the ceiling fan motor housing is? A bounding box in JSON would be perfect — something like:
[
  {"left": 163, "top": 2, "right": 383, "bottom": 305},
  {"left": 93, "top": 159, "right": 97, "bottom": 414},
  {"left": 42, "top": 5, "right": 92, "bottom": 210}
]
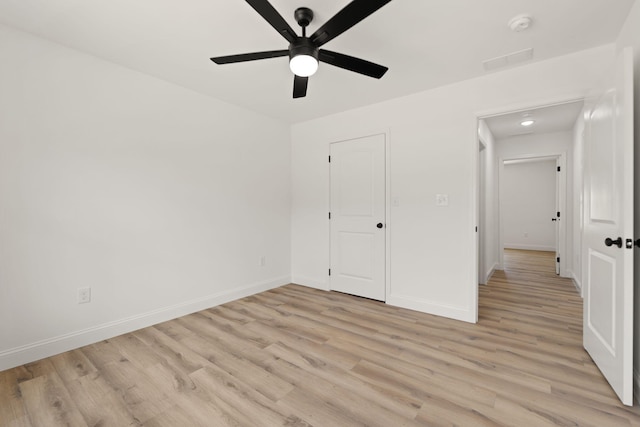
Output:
[{"left": 289, "top": 37, "right": 319, "bottom": 62}]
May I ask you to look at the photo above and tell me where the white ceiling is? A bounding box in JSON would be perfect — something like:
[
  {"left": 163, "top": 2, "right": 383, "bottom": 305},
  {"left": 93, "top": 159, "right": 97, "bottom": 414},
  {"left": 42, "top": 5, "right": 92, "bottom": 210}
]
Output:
[
  {"left": 0, "top": 0, "right": 634, "bottom": 124},
  {"left": 483, "top": 100, "right": 585, "bottom": 140}
]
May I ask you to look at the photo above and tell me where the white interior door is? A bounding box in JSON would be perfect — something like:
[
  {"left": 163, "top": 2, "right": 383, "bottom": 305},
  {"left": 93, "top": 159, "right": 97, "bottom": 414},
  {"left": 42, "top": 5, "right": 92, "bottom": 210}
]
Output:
[
  {"left": 555, "top": 159, "right": 560, "bottom": 275},
  {"left": 583, "top": 47, "right": 634, "bottom": 406},
  {"left": 330, "top": 134, "right": 386, "bottom": 301}
]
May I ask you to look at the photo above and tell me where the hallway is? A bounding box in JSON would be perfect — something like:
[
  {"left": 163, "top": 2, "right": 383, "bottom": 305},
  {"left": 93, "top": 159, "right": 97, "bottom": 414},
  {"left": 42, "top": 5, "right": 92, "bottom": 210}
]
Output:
[{"left": 479, "top": 249, "right": 640, "bottom": 424}]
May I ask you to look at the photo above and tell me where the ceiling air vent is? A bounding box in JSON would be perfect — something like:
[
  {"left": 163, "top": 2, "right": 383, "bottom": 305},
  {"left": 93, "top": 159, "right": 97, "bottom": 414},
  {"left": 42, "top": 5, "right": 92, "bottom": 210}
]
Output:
[{"left": 482, "top": 48, "right": 534, "bottom": 72}]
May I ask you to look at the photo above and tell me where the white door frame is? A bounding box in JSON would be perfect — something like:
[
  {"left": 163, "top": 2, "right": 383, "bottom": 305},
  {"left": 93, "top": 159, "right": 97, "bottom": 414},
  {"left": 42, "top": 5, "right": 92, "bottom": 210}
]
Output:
[
  {"left": 497, "top": 153, "right": 567, "bottom": 275},
  {"left": 478, "top": 138, "right": 487, "bottom": 284}
]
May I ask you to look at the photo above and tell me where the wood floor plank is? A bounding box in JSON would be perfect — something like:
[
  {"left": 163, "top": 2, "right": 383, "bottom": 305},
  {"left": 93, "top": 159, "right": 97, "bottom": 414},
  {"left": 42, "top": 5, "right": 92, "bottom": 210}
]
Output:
[
  {"left": 3, "top": 249, "right": 640, "bottom": 426},
  {"left": 49, "top": 349, "right": 97, "bottom": 384},
  {"left": 188, "top": 365, "right": 306, "bottom": 427},
  {"left": 0, "top": 367, "right": 30, "bottom": 425},
  {"left": 64, "top": 372, "right": 141, "bottom": 426},
  {"left": 264, "top": 341, "right": 423, "bottom": 420},
  {"left": 18, "top": 373, "right": 87, "bottom": 427}
]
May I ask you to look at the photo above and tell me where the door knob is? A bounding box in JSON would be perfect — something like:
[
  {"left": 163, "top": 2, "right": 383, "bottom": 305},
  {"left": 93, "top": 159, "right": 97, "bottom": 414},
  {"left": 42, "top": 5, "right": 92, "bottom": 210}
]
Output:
[
  {"left": 551, "top": 218, "right": 557, "bottom": 222},
  {"left": 605, "top": 237, "right": 623, "bottom": 248},
  {"left": 376, "top": 223, "right": 383, "bottom": 229}
]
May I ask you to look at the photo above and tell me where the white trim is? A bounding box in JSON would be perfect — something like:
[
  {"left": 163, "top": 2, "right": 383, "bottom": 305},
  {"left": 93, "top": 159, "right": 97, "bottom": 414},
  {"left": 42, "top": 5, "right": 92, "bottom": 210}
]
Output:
[
  {"left": 484, "top": 262, "right": 499, "bottom": 283},
  {"left": 0, "top": 276, "right": 289, "bottom": 371},
  {"left": 292, "top": 275, "right": 330, "bottom": 291},
  {"left": 385, "top": 129, "right": 391, "bottom": 304},
  {"left": 469, "top": 118, "right": 479, "bottom": 321},
  {"left": 387, "top": 294, "right": 475, "bottom": 323},
  {"left": 504, "top": 244, "right": 557, "bottom": 251},
  {"left": 475, "top": 96, "right": 586, "bottom": 121},
  {"left": 571, "top": 272, "right": 583, "bottom": 296}
]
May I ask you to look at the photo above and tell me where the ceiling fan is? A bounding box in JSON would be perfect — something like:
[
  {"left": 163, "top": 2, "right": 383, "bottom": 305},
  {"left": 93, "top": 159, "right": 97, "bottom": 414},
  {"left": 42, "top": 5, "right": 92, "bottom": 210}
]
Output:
[{"left": 210, "top": 0, "right": 392, "bottom": 98}]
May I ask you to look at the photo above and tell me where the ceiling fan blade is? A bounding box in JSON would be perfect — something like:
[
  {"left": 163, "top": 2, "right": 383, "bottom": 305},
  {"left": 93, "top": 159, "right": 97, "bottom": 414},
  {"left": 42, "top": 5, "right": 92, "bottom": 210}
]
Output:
[
  {"left": 245, "top": 0, "right": 297, "bottom": 43},
  {"left": 211, "top": 50, "right": 289, "bottom": 64},
  {"left": 319, "top": 50, "right": 388, "bottom": 78},
  {"left": 310, "top": 0, "right": 392, "bottom": 47},
  {"left": 293, "top": 75, "right": 308, "bottom": 98}
]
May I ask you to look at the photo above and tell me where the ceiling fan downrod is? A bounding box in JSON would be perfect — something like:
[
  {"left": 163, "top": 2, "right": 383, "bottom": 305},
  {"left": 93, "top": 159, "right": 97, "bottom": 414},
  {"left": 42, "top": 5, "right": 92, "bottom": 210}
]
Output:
[{"left": 294, "top": 7, "right": 314, "bottom": 36}]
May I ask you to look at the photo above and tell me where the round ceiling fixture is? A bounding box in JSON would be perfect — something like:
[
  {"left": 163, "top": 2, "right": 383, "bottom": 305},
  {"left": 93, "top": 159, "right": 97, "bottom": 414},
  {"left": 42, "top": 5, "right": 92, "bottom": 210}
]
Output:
[
  {"left": 508, "top": 14, "right": 533, "bottom": 32},
  {"left": 289, "top": 38, "right": 319, "bottom": 77}
]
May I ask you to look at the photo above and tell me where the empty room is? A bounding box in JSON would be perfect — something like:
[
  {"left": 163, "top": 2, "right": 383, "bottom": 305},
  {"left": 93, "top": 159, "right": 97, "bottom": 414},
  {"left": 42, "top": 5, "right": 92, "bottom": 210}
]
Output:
[{"left": 2, "top": 0, "right": 640, "bottom": 425}]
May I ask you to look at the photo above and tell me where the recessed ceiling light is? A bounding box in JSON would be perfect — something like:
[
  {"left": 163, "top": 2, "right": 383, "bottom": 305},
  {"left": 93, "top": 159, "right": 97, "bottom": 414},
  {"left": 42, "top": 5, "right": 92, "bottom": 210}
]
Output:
[{"left": 520, "top": 119, "right": 535, "bottom": 127}]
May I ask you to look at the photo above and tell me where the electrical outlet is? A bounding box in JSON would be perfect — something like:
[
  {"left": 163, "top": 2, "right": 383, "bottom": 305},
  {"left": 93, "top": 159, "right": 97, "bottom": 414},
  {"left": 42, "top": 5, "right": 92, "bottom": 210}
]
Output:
[
  {"left": 78, "top": 287, "right": 91, "bottom": 304},
  {"left": 259, "top": 256, "right": 266, "bottom": 267}
]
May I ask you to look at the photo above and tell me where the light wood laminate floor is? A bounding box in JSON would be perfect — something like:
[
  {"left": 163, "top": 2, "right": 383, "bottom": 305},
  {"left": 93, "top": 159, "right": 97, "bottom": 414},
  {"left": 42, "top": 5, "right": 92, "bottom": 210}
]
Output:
[{"left": 2, "top": 249, "right": 640, "bottom": 426}]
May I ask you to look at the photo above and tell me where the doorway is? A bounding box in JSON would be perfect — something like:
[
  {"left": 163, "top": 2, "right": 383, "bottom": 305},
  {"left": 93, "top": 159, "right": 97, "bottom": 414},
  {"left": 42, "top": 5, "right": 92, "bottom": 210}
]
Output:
[
  {"left": 476, "top": 99, "right": 583, "bottom": 283},
  {"left": 499, "top": 155, "right": 565, "bottom": 276}
]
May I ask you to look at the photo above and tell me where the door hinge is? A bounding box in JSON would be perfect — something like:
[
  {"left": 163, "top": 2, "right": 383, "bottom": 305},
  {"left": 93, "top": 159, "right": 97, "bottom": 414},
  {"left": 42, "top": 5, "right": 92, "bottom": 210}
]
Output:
[
  {"left": 328, "top": 212, "right": 331, "bottom": 219},
  {"left": 328, "top": 269, "right": 331, "bottom": 276},
  {"left": 557, "top": 257, "right": 560, "bottom": 263},
  {"left": 475, "top": 226, "right": 478, "bottom": 232},
  {"left": 328, "top": 155, "right": 331, "bottom": 163},
  {"left": 557, "top": 166, "right": 561, "bottom": 172}
]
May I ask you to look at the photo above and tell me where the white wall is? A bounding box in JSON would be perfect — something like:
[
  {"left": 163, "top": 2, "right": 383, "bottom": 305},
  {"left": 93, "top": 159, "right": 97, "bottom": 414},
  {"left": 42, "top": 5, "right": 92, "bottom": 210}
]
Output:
[
  {"left": 614, "top": 0, "right": 640, "bottom": 403},
  {"left": 0, "top": 24, "right": 291, "bottom": 370},
  {"left": 291, "top": 45, "right": 613, "bottom": 323},
  {"left": 502, "top": 160, "right": 557, "bottom": 251},
  {"left": 477, "top": 120, "right": 499, "bottom": 282},
  {"left": 496, "top": 131, "right": 573, "bottom": 158}
]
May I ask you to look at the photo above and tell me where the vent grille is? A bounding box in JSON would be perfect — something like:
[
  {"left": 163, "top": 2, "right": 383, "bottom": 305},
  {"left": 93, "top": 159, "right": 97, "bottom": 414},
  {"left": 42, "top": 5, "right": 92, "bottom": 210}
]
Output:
[{"left": 483, "top": 48, "right": 534, "bottom": 71}]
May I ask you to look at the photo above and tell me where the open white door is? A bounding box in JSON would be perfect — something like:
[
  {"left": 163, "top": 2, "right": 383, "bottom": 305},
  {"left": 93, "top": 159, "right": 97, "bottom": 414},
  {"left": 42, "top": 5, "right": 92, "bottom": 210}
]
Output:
[
  {"left": 330, "top": 134, "right": 386, "bottom": 301},
  {"left": 555, "top": 158, "right": 560, "bottom": 275},
  {"left": 583, "top": 47, "right": 634, "bottom": 406}
]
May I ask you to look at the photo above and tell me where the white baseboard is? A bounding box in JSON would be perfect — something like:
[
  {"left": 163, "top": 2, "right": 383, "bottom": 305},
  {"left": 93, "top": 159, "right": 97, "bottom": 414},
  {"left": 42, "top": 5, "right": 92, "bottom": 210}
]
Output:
[
  {"left": 292, "top": 275, "right": 330, "bottom": 291},
  {"left": 485, "top": 262, "right": 499, "bottom": 283},
  {"left": 570, "top": 271, "right": 583, "bottom": 296},
  {"left": 387, "top": 294, "right": 475, "bottom": 323},
  {"left": 504, "top": 244, "right": 556, "bottom": 251},
  {"left": 0, "top": 276, "right": 290, "bottom": 372}
]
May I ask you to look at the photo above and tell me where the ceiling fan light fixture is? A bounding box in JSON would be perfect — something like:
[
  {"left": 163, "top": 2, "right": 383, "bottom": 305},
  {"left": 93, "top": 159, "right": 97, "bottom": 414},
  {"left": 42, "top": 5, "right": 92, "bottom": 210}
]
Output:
[
  {"left": 289, "top": 38, "right": 319, "bottom": 77},
  {"left": 520, "top": 119, "right": 535, "bottom": 127},
  {"left": 290, "top": 54, "right": 318, "bottom": 77}
]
